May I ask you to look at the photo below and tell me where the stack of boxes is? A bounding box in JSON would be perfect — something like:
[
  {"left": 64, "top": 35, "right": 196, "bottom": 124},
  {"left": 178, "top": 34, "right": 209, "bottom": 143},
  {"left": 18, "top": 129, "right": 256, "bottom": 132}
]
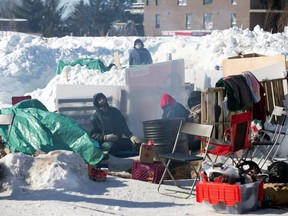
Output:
[{"left": 132, "top": 140, "right": 165, "bottom": 184}]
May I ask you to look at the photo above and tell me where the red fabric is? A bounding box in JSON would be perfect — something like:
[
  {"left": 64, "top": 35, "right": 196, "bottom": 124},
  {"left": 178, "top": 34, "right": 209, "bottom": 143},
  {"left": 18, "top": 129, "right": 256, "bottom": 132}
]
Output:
[
  {"left": 160, "top": 93, "right": 176, "bottom": 109},
  {"left": 196, "top": 112, "right": 251, "bottom": 156},
  {"left": 208, "top": 144, "right": 232, "bottom": 155},
  {"left": 11, "top": 95, "right": 32, "bottom": 105},
  {"left": 252, "top": 82, "right": 266, "bottom": 125}
]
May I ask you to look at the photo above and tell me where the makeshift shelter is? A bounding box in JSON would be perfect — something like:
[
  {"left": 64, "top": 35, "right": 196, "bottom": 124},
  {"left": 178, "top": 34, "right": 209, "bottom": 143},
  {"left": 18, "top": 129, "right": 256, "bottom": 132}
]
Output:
[{"left": 0, "top": 99, "right": 103, "bottom": 165}]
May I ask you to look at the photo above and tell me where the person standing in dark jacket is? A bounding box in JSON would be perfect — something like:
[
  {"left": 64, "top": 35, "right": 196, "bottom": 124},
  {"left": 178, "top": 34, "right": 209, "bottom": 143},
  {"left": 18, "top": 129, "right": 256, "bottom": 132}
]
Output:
[
  {"left": 129, "top": 38, "right": 153, "bottom": 66},
  {"left": 160, "top": 93, "right": 189, "bottom": 120},
  {"left": 89, "top": 93, "right": 141, "bottom": 154}
]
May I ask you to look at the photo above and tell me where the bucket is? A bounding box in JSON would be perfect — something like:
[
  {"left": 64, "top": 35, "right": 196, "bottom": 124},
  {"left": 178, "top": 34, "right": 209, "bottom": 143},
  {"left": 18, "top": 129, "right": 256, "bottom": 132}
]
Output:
[{"left": 143, "top": 119, "right": 189, "bottom": 161}]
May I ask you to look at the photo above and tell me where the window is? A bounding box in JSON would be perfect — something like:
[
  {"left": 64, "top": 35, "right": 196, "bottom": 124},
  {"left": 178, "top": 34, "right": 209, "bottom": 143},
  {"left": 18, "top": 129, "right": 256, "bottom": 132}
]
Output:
[
  {"left": 156, "top": 0, "right": 160, "bottom": 5},
  {"left": 231, "top": 13, "right": 237, "bottom": 27},
  {"left": 178, "top": 0, "right": 187, "bottom": 6},
  {"left": 155, "top": 14, "right": 160, "bottom": 28},
  {"left": 203, "top": 0, "right": 213, "bottom": 5},
  {"left": 186, "top": 14, "right": 192, "bottom": 29},
  {"left": 231, "top": 0, "right": 237, "bottom": 5},
  {"left": 203, "top": 13, "right": 213, "bottom": 30}
]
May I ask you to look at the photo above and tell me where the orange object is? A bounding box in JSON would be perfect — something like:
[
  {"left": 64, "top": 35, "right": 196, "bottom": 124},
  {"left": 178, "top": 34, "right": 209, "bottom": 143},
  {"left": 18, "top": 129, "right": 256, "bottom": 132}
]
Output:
[
  {"left": 196, "top": 181, "right": 263, "bottom": 214},
  {"left": 89, "top": 168, "right": 107, "bottom": 181}
]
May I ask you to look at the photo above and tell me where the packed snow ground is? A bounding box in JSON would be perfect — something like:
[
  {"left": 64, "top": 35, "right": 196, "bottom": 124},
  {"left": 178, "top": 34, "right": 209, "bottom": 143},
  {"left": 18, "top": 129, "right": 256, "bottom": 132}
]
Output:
[
  {"left": 0, "top": 151, "right": 287, "bottom": 216},
  {"left": 0, "top": 26, "right": 288, "bottom": 215}
]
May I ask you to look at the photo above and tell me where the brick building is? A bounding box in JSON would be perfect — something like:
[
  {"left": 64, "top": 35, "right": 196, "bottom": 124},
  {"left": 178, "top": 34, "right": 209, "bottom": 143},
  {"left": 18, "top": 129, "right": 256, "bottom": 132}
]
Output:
[{"left": 143, "top": 0, "right": 287, "bottom": 36}]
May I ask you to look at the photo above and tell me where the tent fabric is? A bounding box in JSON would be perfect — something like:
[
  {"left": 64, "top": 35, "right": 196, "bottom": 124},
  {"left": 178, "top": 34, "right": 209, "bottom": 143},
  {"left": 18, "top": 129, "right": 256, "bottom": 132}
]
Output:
[
  {"left": 56, "top": 58, "right": 110, "bottom": 75},
  {"left": 0, "top": 99, "right": 104, "bottom": 165}
]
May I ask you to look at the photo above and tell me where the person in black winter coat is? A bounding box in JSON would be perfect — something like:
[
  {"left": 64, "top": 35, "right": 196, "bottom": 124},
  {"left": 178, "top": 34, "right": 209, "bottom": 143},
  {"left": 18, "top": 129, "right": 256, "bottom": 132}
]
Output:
[
  {"left": 88, "top": 93, "right": 141, "bottom": 155},
  {"left": 129, "top": 38, "right": 153, "bottom": 66},
  {"left": 160, "top": 93, "right": 189, "bottom": 120}
]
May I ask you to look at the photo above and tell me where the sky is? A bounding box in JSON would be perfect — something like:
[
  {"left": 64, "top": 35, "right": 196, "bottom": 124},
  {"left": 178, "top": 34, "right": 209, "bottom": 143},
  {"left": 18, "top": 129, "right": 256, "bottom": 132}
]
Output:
[{"left": 0, "top": 26, "right": 288, "bottom": 215}]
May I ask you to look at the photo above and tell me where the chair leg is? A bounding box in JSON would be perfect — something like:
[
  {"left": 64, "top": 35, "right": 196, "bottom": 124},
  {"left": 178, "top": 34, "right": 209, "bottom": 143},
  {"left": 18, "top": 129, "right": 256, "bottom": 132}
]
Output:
[
  {"left": 259, "top": 145, "right": 278, "bottom": 169},
  {"left": 157, "top": 159, "right": 180, "bottom": 195},
  {"left": 157, "top": 159, "right": 201, "bottom": 199},
  {"left": 188, "top": 164, "right": 201, "bottom": 197}
]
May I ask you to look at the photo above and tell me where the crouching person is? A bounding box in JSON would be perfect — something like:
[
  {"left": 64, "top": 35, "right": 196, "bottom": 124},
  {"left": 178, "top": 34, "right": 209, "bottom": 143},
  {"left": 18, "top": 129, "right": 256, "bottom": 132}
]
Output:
[{"left": 88, "top": 92, "right": 141, "bottom": 156}]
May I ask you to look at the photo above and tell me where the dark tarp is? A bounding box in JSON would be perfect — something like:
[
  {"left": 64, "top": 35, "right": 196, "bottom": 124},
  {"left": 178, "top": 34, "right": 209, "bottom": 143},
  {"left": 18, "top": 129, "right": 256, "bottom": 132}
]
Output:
[{"left": 0, "top": 99, "right": 103, "bottom": 165}]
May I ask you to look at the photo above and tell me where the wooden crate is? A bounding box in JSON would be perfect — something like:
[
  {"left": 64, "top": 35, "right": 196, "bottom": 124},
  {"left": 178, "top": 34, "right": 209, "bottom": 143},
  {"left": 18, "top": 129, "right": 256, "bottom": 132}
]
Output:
[
  {"left": 260, "top": 77, "right": 288, "bottom": 115},
  {"left": 201, "top": 87, "right": 226, "bottom": 139},
  {"left": 201, "top": 78, "right": 288, "bottom": 138}
]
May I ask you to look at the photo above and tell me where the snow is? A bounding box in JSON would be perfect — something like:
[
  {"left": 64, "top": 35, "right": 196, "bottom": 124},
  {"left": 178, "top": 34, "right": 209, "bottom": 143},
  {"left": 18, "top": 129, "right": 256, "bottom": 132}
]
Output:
[{"left": 0, "top": 26, "right": 288, "bottom": 215}]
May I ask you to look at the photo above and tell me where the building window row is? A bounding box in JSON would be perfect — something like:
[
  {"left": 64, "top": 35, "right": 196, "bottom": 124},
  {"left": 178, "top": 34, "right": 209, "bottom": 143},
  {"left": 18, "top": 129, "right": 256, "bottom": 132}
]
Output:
[
  {"left": 147, "top": 0, "right": 237, "bottom": 6},
  {"left": 155, "top": 13, "right": 237, "bottom": 30}
]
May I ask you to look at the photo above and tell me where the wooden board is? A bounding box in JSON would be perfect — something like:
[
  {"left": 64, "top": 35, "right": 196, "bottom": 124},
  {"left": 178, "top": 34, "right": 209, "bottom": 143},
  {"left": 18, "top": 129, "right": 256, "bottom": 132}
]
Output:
[{"left": 223, "top": 55, "right": 286, "bottom": 77}]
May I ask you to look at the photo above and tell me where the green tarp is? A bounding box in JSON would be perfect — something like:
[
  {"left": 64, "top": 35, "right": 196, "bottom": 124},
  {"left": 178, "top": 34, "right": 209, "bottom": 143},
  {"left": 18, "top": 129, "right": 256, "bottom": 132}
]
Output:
[
  {"left": 56, "top": 58, "right": 110, "bottom": 75},
  {"left": 0, "top": 99, "right": 103, "bottom": 165}
]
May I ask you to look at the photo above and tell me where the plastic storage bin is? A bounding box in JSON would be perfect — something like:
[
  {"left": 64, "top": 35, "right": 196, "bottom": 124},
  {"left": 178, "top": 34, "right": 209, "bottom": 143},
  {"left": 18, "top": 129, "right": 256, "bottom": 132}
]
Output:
[
  {"left": 132, "top": 161, "right": 165, "bottom": 184},
  {"left": 196, "top": 181, "right": 263, "bottom": 214}
]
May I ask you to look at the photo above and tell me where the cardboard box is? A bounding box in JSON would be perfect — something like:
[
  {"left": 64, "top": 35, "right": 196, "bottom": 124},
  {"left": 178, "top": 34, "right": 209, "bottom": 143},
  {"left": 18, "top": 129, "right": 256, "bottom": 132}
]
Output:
[
  {"left": 222, "top": 54, "right": 287, "bottom": 78},
  {"left": 139, "top": 143, "right": 155, "bottom": 163}
]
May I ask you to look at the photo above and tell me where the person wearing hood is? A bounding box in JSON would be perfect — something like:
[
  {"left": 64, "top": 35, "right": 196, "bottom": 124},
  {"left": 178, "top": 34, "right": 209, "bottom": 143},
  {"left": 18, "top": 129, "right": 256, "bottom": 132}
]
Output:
[
  {"left": 187, "top": 90, "right": 221, "bottom": 152},
  {"left": 160, "top": 93, "right": 189, "bottom": 120},
  {"left": 187, "top": 90, "right": 221, "bottom": 124},
  {"left": 88, "top": 93, "right": 141, "bottom": 155},
  {"left": 129, "top": 38, "right": 153, "bottom": 66}
]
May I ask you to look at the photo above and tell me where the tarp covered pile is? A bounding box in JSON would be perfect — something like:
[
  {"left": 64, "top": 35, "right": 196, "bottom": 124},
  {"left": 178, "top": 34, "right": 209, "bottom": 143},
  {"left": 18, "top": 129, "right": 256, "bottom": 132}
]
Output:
[
  {"left": 0, "top": 99, "right": 103, "bottom": 165},
  {"left": 56, "top": 58, "right": 110, "bottom": 74}
]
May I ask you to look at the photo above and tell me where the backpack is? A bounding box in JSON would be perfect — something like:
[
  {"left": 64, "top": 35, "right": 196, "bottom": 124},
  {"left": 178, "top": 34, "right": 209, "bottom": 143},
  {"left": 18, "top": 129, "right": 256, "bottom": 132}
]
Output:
[{"left": 268, "top": 161, "right": 288, "bottom": 183}]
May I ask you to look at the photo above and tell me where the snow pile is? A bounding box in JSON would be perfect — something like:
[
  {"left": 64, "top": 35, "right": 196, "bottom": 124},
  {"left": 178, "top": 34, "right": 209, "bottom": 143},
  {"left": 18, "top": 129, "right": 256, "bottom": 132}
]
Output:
[
  {"left": 0, "top": 151, "right": 90, "bottom": 192},
  {"left": 0, "top": 26, "right": 287, "bottom": 111}
]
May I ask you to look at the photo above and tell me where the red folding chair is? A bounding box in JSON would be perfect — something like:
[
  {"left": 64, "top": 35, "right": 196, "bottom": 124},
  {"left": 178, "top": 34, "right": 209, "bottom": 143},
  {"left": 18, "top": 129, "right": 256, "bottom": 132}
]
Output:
[{"left": 204, "top": 112, "right": 252, "bottom": 166}]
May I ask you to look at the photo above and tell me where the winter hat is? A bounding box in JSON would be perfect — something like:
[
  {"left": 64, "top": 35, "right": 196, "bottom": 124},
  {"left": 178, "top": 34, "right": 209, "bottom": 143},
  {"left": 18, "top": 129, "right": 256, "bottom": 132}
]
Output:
[
  {"left": 160, "top": 93, "right": 176, "bottom": 109},
  {"left": 93, "top": 92, "right": 107, "bottom": 108},
  {"left": 187, "top": 91, "right": 201, "bottom": 109},
  {"left": 134, "top": 38, "right": 144, "bottom": 47}
]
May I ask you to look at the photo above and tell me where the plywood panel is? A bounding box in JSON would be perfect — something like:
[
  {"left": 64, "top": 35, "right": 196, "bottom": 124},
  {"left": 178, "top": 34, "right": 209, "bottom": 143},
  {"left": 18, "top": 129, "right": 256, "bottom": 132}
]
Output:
[{"left": 223, "top": 55, "right": 286, "bottom": 77}]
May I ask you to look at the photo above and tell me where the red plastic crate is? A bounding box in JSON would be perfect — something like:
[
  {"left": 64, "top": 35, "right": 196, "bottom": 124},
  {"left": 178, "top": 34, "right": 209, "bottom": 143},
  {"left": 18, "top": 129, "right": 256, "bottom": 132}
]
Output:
[
  {"left": 196, "top": 181, "right": 264, "bottom": 214},
  {"left": 132, "top": 161, "right": 165, "bottom": 184}
]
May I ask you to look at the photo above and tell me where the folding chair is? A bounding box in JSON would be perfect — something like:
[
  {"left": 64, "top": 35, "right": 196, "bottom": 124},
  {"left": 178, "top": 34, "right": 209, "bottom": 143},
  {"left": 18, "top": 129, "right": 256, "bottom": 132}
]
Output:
[
  {"left": 157, "top": 121, "right": 214, "bottom": 198},
  {"left": 205, "top": 112, "right": 251, "bottom": 166},
  {"left": 252, "top": 106, "right": 288, "bottom": 168},
  {"left": 0, "top": 114, "right": 15, "bottom": 156}
]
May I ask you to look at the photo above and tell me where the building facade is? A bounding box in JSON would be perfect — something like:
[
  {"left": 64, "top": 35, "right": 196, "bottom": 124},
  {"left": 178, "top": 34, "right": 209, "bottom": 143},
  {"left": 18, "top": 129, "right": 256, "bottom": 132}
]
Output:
[{"left": 143, "top": 0, "right": 287, "bottom": 36}]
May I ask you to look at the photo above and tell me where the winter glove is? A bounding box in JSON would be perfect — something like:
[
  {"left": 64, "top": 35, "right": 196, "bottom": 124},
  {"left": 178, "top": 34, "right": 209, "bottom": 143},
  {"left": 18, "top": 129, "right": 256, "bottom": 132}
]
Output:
[
  {"left": 104, "top": 134, "right": 118, "bottom": 142},
  {"left": 132, "top": 142, "right": 141, "bottom": 152},
  {"left": 130, "top": 135, "right": 141, "bottom": 144}
]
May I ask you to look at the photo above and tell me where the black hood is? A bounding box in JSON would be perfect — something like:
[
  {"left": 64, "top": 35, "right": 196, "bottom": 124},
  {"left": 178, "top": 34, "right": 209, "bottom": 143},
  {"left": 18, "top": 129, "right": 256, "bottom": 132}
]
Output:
[
  {"left": 134, "top": 39, "right": 144, "bottom": 47},
  {"left": 187, "top": 91, "right": 201, "bottom": 109},
  {"left": 93, "top": 93, "right": 108, "bottom": 108}
]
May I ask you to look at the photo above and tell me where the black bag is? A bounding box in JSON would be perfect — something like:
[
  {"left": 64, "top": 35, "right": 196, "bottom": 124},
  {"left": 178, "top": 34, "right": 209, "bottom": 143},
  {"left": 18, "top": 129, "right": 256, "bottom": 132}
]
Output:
[{"left": 268, "top": 161, "right": 288, "bottom": 183}]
